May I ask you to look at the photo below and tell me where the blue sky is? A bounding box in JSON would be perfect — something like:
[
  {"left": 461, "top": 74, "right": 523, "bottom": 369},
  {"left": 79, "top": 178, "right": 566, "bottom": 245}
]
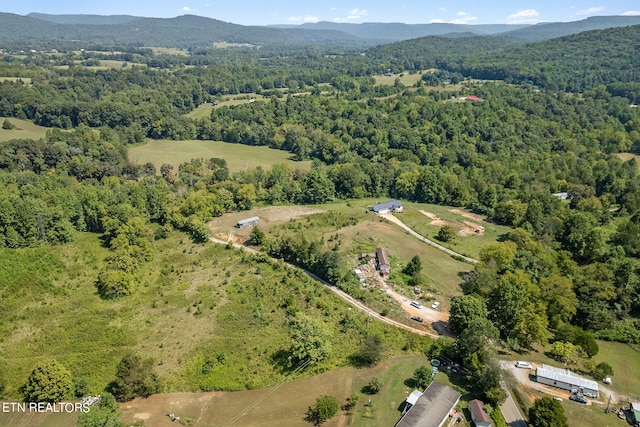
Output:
[{"left": 3, "top": 1, "right": 640, "bottom": 26}]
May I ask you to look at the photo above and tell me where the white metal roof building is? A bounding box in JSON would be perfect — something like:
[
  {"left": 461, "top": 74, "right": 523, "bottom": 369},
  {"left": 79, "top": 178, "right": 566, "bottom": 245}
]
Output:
[
  {"left": 535, "top": 364, "right": 599, "bottom": 397},
  {"left": 235, "top": 216, "right": 260, "bottom": 228},
  {"left": 372, "top": 200, "right": 403, "bottom": 214}
]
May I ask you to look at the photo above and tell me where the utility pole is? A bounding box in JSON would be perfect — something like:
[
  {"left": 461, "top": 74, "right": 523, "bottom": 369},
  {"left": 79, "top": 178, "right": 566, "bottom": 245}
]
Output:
[{"left": 605, "top": 395, "right": 611, "bottom": 413}]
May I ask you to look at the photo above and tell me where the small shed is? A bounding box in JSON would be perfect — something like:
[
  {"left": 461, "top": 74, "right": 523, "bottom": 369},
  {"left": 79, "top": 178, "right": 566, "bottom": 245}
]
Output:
[
  {"left": 469, "top": 399, "right": 493, "bottom": 427},
  {"left": 403, "top": 390, "right": 423, "bottom": 413},
  {"left": 376, "top": 247, "right": 390, "bottom": 274},
  {"left": 631, "top": 401, "right": 640, "bottom": 424},
  {"left": 372, "top": 200, "right": 403, "bottom": 214},
  {"left": 354, "top": 268, "right": 366, "bottom": 283},
  {"left": 235, "top": 216, "right": 260, "bottom": 228}
]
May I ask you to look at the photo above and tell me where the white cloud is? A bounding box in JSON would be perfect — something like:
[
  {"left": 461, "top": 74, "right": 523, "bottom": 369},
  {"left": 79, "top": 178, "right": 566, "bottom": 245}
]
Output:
[
  {"left": 182, "top": 6, "right": 195, "bottom": 13},
  {"left": 622, "top": 10, "right": 640, "bottom": 16},
  {"left": 333, "top": 8, "right": 368, "bottom": 22},
  {"left": 507, "top": 9, "right": 540, "bottom": 24},
  {"left": 428, "top": 11, "right": 477, "bottom": 25},
  {"left": 288, "top": 15, "right": 320, "bottom": 23},
  {"left": 347, "top": 8, "right": 368, "bottom": 19},
  {"left": 576, "top": 6, "right": 605, "bottom": 16},
  {"left": 439, "top": 7, "right": 445, "bottom": 11}
]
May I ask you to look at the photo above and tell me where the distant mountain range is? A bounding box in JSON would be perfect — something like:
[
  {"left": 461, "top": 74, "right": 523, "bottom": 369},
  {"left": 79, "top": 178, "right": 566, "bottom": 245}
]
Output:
[{"left": 0, "top": 13, "right": 638, "bottom": 49}]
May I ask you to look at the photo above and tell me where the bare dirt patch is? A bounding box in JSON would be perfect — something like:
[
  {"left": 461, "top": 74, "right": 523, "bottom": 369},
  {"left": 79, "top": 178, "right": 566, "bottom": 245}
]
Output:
[
  {"left": 209, "top": 205, "right": 324, "bottom": 241},
  {"left": 450, "top": 209, "right": 485, "bottom": 223},
  {"left": 418, "top": 210, "right": 483, "bottom": 236}
]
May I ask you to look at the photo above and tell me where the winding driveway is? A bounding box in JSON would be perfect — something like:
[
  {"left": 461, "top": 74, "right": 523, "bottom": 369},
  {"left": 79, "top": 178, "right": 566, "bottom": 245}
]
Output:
[
  {"left": 378, "top": 213, "right": 479, "bottom": 264},
  {"left": 208, "top": 236, "right": 439, "bottom": 337}
]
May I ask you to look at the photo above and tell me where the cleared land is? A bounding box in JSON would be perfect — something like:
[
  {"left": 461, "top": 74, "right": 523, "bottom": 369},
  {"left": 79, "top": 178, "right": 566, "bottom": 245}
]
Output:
[
  {"left": 0, "top": 77, "right": 32, "bottom": 84},
  {"left": 2, "top": 230, "right": 415, "bottom": 403},
  {"left": 374, "top": 71, "right": 431, "bottom": 86},
  {"left": 0, "top": 117, "right": 50, "bottom": 142},
  {"left": 618, "top": 152, "right": 640, "bottom": 172},
  {"left": 128, "top": 139, "right": 311, "bottom": 173},
  {"left": 117, "top": 355, "right": 434, "bottom": 427},
  {"left": 396, "top": 204, "right": 512, "bottom": 260}
]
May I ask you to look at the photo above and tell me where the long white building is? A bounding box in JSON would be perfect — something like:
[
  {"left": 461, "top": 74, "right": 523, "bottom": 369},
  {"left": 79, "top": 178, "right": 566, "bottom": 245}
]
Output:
[{"left": 535, "top": 364, "right": 599, "bottom": 397}]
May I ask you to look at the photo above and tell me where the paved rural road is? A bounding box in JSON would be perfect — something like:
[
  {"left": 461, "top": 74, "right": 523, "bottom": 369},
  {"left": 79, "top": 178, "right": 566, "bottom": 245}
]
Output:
[
  {"left": 209, "top": 237, "right": 439, "bottom": 337},
  {"left": 379, "top": 213, "right": 479, "bottom": 264},
  {"left": 499, "top": 379, "right": 528, "bottom": 427}
]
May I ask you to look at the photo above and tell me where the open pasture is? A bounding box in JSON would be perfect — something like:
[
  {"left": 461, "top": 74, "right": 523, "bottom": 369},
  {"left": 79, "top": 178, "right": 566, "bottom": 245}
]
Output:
[
  {"left": 0, "top": 117, "right": 50, "bottom": 142},
  {"left": 128, "top": 139, "right": 310, "bottom": 173},
  {"left": 118, "top": 355, "right": 431, "bottom": 427}
]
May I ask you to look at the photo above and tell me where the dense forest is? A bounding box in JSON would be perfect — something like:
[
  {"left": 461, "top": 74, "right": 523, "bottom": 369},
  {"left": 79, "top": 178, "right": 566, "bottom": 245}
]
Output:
[{"left": 3, "top": 21, "right": 640, "bottom": 416}]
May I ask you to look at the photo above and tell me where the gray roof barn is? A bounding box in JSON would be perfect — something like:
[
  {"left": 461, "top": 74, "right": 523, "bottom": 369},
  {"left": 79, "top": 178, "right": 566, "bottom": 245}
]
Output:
[
  {"left": 372, "top": 199, "right": 403, "bottom": 213},
  {"left": 395, "top": 382, "right": 461, "bottom": 427},
  {"left": 235, "top": 216, "right": 260, "bottom": 228}
]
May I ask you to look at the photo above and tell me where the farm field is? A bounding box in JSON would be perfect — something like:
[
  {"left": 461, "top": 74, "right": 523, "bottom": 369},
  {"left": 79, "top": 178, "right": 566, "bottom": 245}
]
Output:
[
  {"left": 397, "top": 203, "right": 512, "bottom": 260},
  {"left": 0, "top": 117, "right": 50, "bottom": 142},
  {"left": 128, "top": 139, "right": 311, "bottom": 173},
  {"left": 374, "top": 71, "right": 431, "bottom": 86},
  {"left": 117, "top": 355, "right": 434, "bottom": 427}
]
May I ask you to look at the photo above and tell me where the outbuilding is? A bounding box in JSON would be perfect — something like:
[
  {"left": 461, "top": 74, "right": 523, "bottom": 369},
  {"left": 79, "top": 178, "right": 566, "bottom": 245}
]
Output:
[
  {"left": 395, "top": 382, "right": 461, "bottom": 427},
  {"left": 535, "top": 364, "right": 599, "bottom": 398},
  {"left": 235, "top": 216, "right": 260, "bottom": 228},
  {"left": 468, "top": 399, "right": 493, "bottom": 427},
  {"left": 372, "top": 200, "right": 403, "bottom": 214},
  {"left": 376, "top": 247, "right": 390, "bottom": 275}
]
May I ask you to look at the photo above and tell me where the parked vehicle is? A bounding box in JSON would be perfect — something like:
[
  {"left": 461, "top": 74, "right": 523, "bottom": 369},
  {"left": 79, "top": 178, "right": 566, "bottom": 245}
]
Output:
[
  {"left": 431, "top": 301, "right": 440, "bottom": 310},
  {"left": 411, "top": 316, "right": 424, "bottom": 323},
  {"left": 569, "top": 395, "right": 587, "bottom": 404},
  {"left": 515, "top": 361, "right": 533, "bottom": 369},
  {"left": 410, "top": 301, "right": 422, "bottom": 309}
]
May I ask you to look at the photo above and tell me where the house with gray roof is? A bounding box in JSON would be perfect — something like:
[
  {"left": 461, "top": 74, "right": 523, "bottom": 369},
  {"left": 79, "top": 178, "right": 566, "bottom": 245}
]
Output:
[
  {"left": 395, "top": 382, "right": 461, "bottom": 427},
  {"left": 372, "top": 200, "right": 403, "bottom": 214}
]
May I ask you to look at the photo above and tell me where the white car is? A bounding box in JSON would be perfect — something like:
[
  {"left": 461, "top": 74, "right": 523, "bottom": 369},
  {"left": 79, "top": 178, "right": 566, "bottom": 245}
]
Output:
[
  {"left": 515, "top": 361, "right": 533, "bottom": 369},
  {"left": 431, "top": 301, "right": 440, "bottom": 310},
  {"left": 410, "top": 300, "right": 422, "bottom": 309}
]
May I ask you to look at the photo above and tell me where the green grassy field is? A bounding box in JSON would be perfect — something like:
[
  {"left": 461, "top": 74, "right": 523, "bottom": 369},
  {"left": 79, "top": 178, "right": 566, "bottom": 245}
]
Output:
[
  {"left": 1, "top": 229, "right": 424, "bottom": 403},
  {"left": 374, "top": 71, "right": 432, "bottom": 86},
  {"left": 0, "top": 77, "right": 32, "bottom": 84},
  {"left": 114, "top": 355, "right": 433, "bottom": 427},
  {"left": 397, "top": 203, "right": 512, "bottom": 260},
  {"left": 0, "top": 117, "right": 50, "bottom": 142},
  {"left": 593, "top": 341, "right": 640, "bottom": 398},
  {"left": 128, "top": 139, "right": 311, "bottom": 173}
]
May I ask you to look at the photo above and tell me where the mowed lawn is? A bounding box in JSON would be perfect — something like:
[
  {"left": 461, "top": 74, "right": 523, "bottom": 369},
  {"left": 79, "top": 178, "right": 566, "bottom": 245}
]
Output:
[
  {"left": 128, "top": 139, "right": 311, "bottom": 173},
  {"left": 593, "top": 341, "right": 640, "bottom": 397},
  {"left": 118, "top": 355, "right": 431, "bottom": 427},
  {"left": 0, "top": 117, "right": 50, "bottom": 142}
]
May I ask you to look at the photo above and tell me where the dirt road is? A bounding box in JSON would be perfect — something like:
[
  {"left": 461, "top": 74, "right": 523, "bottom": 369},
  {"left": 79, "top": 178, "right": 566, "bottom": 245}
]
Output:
[{"left": 209, "top": 237, "right": 440, "bottom": 337}]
